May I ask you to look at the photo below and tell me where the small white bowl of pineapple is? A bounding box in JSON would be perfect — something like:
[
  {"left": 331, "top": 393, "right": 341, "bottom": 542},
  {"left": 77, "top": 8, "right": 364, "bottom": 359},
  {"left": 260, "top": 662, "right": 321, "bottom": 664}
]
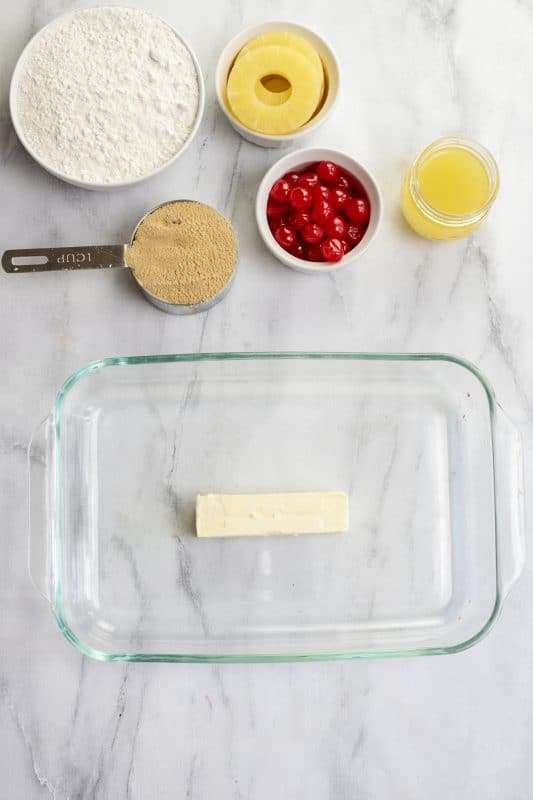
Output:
[{"left": 215, "top": 21, "right": 340, "bottom": 147}]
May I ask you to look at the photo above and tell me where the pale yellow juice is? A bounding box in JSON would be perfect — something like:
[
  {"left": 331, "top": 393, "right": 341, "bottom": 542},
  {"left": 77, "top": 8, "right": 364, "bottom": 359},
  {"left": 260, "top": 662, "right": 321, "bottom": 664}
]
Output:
[{"left": 401, "top": 139, "right": 498, "bottom": 240}]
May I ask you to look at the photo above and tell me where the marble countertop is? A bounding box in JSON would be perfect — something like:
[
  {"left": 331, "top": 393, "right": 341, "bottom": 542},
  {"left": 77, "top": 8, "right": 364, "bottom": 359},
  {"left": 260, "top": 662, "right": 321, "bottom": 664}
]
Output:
[{"left": 2, "top": 0, "right": 533, "bottom": 797}]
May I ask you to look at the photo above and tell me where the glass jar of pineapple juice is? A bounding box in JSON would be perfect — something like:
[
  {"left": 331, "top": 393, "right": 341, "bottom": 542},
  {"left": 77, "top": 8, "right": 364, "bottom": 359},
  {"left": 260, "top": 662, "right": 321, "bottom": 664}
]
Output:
[{"left": 401, "top": 137, "right": 499, "bottom": 240}]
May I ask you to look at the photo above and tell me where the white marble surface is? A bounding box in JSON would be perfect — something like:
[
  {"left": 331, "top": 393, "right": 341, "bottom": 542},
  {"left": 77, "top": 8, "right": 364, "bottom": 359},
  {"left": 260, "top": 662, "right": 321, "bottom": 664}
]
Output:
[{"left": 1, "top": 0, "right": 533, "bottom": 797}]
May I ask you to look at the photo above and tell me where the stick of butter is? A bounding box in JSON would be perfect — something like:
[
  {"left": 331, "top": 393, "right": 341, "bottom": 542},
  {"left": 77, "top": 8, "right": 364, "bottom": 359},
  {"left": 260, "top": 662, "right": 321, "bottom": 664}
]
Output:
[{"left": 196, "top": 492, "right": 349, "bottom": 538}]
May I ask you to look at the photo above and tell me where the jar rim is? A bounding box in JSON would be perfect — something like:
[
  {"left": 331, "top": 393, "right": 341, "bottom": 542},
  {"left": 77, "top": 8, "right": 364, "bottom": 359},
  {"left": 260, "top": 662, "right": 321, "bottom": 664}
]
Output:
[{"left": 409, "top": 136, "right": 500, "bottom": 226}]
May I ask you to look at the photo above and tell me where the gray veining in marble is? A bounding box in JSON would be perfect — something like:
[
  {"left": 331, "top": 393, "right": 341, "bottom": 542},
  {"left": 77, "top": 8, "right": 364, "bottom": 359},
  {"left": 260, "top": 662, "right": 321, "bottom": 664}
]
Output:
[{"left": 2, "top": 0, "right": 533, "bottom": 797}]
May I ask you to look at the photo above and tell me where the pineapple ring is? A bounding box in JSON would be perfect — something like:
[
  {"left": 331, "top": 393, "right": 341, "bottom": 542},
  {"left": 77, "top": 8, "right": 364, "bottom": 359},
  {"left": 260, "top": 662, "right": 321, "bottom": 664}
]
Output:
[
  {"left": 236, "top": 31, "right": 323, "bottom": 78},
  {"left": 227, "top": 45, "right": 323, "bottom": 135},
  {"left": 235, "top": 32, "right": 323, "bottom": 109}
]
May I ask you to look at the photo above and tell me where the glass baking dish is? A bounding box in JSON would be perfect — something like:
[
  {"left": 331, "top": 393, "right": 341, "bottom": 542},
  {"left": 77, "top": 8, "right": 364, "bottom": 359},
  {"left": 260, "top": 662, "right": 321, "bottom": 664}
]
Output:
[{"left": 29, "top": 353, "right": 525, "bottom": 662}]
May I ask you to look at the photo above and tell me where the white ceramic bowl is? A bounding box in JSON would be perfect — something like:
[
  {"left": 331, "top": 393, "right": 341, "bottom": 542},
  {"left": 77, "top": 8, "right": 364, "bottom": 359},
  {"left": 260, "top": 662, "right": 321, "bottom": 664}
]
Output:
[
  {"left": 9, "top": 8, "right": 205, "bottom": 191},
  {"left": 215, "top": 21, "right": 340, "bottom": 148},
  {"left": 256, "top": 147, "right": 383, "bottom": 273}
]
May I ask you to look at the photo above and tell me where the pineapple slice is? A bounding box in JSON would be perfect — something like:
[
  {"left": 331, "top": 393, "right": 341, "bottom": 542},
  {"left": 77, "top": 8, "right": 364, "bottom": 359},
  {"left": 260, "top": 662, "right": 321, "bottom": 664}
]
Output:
[
  {"left": 237, "top": 31, "right": 323, "bottom": 78},
  {"left": 236, "top": 31, "right": 324, "bottom": 108},
  {"left": 227, "top": 44, "right": 323, "bottom": 135}
]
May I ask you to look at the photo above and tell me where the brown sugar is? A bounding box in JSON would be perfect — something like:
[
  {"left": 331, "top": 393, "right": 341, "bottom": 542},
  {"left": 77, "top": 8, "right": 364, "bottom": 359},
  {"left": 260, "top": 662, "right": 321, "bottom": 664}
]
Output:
[{"left": 126, "top": 201, "right": 238, "bottom": 305}]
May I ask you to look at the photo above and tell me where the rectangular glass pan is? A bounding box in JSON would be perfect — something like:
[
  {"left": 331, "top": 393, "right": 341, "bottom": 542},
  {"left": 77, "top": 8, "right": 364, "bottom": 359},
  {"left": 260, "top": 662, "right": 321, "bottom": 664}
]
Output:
[{"left": 29, "top": 353, "right": 525, "bottom": 662}]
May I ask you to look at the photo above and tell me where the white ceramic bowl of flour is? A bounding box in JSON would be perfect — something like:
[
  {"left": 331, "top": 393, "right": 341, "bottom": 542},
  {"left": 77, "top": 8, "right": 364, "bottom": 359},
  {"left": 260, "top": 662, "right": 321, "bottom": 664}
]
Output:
[{"left": 10, "top": 7, "right": 205, "bottom": 190}]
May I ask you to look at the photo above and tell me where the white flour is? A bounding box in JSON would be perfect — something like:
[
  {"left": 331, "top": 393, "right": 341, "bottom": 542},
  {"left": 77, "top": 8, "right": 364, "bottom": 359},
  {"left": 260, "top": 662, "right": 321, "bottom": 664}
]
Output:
[{"left": 16, "top": 7, "right": 200, "bottom": 184}]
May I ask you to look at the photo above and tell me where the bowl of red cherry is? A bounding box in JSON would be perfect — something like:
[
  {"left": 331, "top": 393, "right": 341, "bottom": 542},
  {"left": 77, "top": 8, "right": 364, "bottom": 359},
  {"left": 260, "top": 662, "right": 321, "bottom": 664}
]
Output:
[{"left": 256, "top": 147, "right": 382, "bottom": 273}]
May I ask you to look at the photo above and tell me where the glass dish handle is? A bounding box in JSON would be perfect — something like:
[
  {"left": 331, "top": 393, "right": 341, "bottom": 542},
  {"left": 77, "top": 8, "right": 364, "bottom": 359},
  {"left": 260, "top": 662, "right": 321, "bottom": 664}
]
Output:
[
  {"left": 494, "top": 406, "right": 526, "bottom": 600},
  {"left": 28, "top": 416, "right": 55, "bottom": 603}
]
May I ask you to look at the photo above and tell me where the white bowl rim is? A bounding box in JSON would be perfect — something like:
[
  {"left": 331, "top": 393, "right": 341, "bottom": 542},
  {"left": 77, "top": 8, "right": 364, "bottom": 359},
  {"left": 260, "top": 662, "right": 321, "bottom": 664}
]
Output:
[
  {"left": 214, "top": 19, "right": 341, "bottom": 144},
  {"left": 9, "top": 6, "right": 206, "bottom": 190},
  {"left": 256, "top": 146, "right": 383, "bottom": 274}
]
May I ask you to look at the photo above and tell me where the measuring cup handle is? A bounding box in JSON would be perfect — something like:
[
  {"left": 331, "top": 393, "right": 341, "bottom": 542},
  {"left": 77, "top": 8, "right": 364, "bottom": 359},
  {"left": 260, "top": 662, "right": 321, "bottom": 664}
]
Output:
[{"left": 2, "top": 245, "right": 127, "bottom": 273}]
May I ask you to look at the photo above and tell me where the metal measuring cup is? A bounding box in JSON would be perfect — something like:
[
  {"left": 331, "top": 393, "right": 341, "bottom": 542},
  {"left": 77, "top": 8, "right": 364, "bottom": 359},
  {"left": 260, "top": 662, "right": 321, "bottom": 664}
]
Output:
[{"left": 1, "top": 200, "right": 237, "bottom": 315}]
